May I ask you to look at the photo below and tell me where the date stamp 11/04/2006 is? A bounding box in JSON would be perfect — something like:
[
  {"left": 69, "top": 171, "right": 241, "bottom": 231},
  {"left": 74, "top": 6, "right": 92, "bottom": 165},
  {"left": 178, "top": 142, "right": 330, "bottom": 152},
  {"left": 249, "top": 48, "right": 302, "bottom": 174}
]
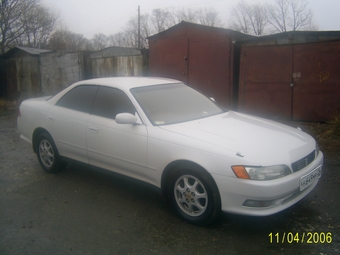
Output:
[{"left": 269, "top": 232, "right": 333, "bottom": 244}]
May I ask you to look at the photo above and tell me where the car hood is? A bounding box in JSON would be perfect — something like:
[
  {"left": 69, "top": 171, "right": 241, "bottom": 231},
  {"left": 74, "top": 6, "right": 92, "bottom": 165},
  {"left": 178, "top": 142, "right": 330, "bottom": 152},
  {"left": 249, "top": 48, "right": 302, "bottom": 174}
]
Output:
[{"left": 159, "top": 111, "right": 315, "bottom": 166}]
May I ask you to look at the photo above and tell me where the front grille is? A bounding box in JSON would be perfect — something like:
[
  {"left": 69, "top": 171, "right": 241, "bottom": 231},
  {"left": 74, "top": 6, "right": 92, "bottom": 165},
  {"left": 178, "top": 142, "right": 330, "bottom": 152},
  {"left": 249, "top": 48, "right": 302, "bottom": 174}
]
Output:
[{"left": 291, "top": 151, "right": 315, "bottom": 172}]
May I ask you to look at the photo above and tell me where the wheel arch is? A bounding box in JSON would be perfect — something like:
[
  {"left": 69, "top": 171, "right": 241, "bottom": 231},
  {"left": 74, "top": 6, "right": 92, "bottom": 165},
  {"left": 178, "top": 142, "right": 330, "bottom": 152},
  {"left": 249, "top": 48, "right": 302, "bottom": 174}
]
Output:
[
  {"left": 32, "top": 128, "right": 52, "bottom": 153},
  {"left": 160, "top": 160, "right": 220, "bottom": 199}
]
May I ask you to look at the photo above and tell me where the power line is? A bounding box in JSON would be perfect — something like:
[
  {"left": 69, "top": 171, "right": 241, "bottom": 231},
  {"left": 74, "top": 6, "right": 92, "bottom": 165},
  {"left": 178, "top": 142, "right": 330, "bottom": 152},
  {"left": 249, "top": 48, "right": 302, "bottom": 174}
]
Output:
[
  {"left": 84, "top": 10, "right": 136, "bottom": 37},
  {"left": 84, "top": 0, "right": 226, "bottom": 37}
]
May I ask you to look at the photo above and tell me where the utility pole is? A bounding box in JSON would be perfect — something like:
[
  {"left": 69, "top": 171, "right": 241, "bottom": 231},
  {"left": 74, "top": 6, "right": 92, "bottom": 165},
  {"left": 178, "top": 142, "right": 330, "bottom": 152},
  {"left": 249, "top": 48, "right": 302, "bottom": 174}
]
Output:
[{"left": 138, "top": 5, "right": 141, "bottom": 48}]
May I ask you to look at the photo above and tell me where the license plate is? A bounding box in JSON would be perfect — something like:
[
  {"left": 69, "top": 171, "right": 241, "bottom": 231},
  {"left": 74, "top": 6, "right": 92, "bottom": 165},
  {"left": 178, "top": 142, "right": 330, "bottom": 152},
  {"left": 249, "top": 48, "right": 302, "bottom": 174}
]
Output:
[{"left": 300, "top": 165, "right": 322, "bottom": 191}]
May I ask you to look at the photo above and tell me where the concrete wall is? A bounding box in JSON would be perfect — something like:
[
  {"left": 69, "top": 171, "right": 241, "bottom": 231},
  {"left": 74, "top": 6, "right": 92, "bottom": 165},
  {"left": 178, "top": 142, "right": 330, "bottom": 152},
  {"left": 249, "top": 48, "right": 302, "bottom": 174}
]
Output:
[
  {"left": 91, "top": 55, "right": 145, "bottom": 78},
  {"left": 1, "top": 46, "right": 148, "bottom": 99},
  {"left": 40, "top": 52, "right": 91, "bottom": 96},
  {"left": 5, "top": 56, "right": 41, "bottom": 99}
]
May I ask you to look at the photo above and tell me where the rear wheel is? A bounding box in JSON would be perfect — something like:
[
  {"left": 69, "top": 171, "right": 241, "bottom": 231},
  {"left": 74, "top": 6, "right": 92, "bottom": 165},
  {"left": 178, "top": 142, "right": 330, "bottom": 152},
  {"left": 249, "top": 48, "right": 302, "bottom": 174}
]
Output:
[
  {"left": 36, "top": 133, "right": 65, "bottom": 173},
  {"left": 168, "top": 165, "right": 221, "bottom": 226}
]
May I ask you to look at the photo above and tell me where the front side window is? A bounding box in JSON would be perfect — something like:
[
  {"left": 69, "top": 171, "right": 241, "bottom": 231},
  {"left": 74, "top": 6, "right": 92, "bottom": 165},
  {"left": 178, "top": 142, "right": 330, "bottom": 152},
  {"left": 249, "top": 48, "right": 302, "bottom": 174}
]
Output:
[
  {"left": 91, "top": 87, "right": 135, "bottom": 119},
  {"left": 56, "top": 85, "right": 98, "bottom": 113}
]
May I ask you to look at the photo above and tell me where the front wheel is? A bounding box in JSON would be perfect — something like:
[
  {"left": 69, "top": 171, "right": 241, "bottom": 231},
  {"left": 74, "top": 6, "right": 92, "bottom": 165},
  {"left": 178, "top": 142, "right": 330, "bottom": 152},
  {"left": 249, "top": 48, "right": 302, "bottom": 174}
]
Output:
[
  {"left": 36, "top": 133, "right": 65, "bottom": 173},
  {"left": 168, "top": 166, "right": 221, "bottom": 226}
]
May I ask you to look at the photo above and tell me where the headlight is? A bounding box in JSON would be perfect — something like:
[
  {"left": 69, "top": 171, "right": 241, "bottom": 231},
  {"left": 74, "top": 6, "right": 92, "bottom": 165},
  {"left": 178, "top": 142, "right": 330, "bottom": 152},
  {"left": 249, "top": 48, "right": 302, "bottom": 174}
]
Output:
[{"left": 232, "top": 165, "right": 291, "bottom": 180}]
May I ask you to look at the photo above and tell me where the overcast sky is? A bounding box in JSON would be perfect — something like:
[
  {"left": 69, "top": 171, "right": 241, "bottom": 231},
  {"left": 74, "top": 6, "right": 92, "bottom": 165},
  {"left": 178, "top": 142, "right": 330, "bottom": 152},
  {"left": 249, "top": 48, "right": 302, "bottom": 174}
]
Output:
[{"left": 41, "top": 0, "right": 340, "bottom": 38}]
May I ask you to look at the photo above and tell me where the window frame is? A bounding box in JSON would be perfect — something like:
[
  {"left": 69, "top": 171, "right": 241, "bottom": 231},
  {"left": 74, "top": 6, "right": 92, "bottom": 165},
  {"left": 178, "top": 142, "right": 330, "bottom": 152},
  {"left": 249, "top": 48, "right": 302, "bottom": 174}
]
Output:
[
  {"left": 55, "top": 85, "right": 98, "bottom": 114},
  {"left": 90, "top": 86, "right": 137, "bottom": 120}
]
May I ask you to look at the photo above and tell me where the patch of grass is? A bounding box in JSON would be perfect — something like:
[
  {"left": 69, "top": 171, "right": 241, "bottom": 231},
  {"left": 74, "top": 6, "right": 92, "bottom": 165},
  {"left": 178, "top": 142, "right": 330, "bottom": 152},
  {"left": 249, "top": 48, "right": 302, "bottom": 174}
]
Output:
[
  {"left": 307, "top": 113, "right": 340, "bottom": 155},
  {"left": 0, "top": 99, "right": 7, "bottom": 108},
  {"left": 328, "top": 112, "right": 340, "bottom": 137},
  {"left": 0, "top": 99, "right": 17, "bottom": 112}
]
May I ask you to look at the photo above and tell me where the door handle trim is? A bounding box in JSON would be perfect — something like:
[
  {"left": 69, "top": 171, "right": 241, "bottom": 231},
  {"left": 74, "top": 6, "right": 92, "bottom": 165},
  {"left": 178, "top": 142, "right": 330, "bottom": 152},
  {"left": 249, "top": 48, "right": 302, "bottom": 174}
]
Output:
[{"left": 89, "top": 127, "right": 99, "bottom": 133}]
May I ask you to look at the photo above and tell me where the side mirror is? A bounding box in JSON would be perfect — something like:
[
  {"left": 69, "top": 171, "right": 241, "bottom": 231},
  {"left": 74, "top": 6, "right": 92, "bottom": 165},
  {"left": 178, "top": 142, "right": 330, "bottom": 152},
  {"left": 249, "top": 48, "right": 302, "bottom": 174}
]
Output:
[{"left": 115, "top": 113, "right": 137, "bottom": 124}]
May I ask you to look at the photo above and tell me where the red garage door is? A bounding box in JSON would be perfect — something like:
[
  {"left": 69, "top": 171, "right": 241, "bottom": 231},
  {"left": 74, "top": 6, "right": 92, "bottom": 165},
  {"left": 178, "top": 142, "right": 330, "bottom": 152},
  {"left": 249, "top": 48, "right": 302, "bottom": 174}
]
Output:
[
  {"left": 188, "top": 38, "right": 232, "bottom": 108},
  {"left": 293, "top": 41, "right": 340, "bottom": 121},
  {"left": 149, "top": 36, "right": 188, "bottom": 83},
  {"left": 238, "top": 45, "right": 294, "bottom": 120},
  {"left": 239, "top": 41, "right": 340, "bottom": 121}
]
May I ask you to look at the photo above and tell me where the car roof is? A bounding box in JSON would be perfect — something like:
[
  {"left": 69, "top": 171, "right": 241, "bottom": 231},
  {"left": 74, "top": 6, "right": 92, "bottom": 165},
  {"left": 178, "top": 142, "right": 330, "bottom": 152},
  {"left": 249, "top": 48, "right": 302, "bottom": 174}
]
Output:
[{"left": 73, "top": 77, "right": 180, "bottom": 91}]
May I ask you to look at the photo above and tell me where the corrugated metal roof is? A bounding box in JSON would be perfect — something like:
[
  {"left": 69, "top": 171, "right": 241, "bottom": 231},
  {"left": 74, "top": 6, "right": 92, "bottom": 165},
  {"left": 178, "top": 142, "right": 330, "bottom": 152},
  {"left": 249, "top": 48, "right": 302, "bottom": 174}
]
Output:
[
  {"left": 239, "top": 30, "right": 340, "bottom": 46},
  {"left": 90, "top": 46, "right": 142, "bottom": 59},
  {"left": 147, "top": 21, "right": 255, "bottom": 41},
  {"left": 16, "top": 46, "right": 52, "bottom": 55},
  {"left": 0, "top": 46, "right": 52, "bottom": 59}
]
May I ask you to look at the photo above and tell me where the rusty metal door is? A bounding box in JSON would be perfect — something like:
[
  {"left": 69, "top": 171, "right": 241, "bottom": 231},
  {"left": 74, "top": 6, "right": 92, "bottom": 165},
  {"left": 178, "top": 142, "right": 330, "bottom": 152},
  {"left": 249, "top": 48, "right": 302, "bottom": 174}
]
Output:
[
  {"left": 22, "top": 57, "right": 40, "bottom": 97},
  {"left": 188, "top": 38, "right": 232, "bottom": 108},
  {"left": 293, "top": 41, "right": 340, "bottom": 121},
  {"left": 6, "top": 59, "right": 18, "bottom": 99},
  {"left": 149, "top": 36, "right": 188, "bottom": 83},
  {"left": 239, "top": 45, "right": 293, "bottom": 120}
]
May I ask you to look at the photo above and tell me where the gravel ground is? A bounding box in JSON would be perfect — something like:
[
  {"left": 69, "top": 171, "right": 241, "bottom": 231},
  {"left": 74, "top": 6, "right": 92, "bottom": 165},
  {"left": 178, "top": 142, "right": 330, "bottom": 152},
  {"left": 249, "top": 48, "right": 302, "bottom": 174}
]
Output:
[{"left": 0, "top": 109, "right": 339, "bottom": 255}]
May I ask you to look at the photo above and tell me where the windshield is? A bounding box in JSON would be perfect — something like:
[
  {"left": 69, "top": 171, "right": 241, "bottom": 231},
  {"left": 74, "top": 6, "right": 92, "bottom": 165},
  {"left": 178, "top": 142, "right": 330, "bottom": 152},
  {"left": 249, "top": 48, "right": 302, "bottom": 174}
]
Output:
[{"left": 131, "top": 83, "right": 224, "bottom": 125}]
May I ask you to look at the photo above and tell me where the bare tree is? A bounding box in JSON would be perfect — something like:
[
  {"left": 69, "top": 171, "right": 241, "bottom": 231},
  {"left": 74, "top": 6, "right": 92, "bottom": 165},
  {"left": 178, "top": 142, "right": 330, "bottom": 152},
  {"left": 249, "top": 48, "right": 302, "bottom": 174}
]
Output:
[
  {"left": 249, "top": 4, "right": 268, "bottom": 35},
  {"left": 0, "top": 0, "right": 38, "bottom": 53},
  {"left": 124, "top": 13, "right": 151, "bottom": 48},
  {"left": 47, "top": 5, "right": 223, "bottom": 51},
  {"left": 107, "top": 32, "right": 142, "bottom": 48},
  {"left": 150, "top": 7, "right": 213, "bottom": 33},
  {"left": 230, "top": 1, "right": 268, "bottom": 35},
  {"left": 111, "top": 6, "right": 223, "bottom": 49},
  {"left": 18, "top": 4, "right": 58, "bottom": 48},
  {"left": 107, "top": 32, "right": 126, "bottom": 47},
  {"left": 267, "top": 0, "right": 316, "bottom": 32},
  {"left": 173, "top": 8, "right": 198, "bottom": 23},
  {"left": 230, "top": 0, "right": 316, "bottom": 35},
  {"left": 197, "top": 7, "right": 222, "bottom": 27},
  {"left": 151, "top": 8, "right": 174, "bottom": 33},
  {"left": 48, "top": 27, "right": 89, "bottom": 51},
  {"left": 230, "top": 1, "right": 251, "bottom": 34},
  {"left": 91, "top": 33, "right": 109, "bottom": 50},
  {"left": 140, "top": 13, "right": 153, "bottom": 46}
]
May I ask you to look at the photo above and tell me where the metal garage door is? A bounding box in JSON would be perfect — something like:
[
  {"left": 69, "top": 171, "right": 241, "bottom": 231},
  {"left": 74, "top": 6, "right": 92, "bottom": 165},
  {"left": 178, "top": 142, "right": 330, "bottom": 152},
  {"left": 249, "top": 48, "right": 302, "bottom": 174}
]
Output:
[
  {"left": 293, "top": 40, "right": 340, "bottom": 121},
  {"left": 238, "top": 40, "right": 340, "bottom": 121},
  {"left": 149, "top": 36, "right": 188, "bottom": 83},
  {"left": 238, "top": 45, "right": 293, "bottom": 120},
  {"left": 188, "top": 38, "right": 232, "bottom": 108}
]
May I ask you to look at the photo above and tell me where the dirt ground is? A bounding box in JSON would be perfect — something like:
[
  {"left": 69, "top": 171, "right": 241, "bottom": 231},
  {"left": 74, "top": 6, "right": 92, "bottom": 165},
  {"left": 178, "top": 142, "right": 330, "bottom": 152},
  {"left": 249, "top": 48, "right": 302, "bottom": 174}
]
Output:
[{"left": 0, "top": 105, "right": 339, "bottom": 255}]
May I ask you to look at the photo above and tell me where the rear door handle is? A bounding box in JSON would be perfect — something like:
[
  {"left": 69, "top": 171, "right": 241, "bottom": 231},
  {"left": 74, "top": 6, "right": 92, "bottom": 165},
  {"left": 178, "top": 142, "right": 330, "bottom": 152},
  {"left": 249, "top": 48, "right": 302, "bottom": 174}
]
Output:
[
  {"left": 47, "top": 116, "right": 54, "bottom": 121},
  {"left": 89, "top": 127, "right": 99, "bottom": 133}
]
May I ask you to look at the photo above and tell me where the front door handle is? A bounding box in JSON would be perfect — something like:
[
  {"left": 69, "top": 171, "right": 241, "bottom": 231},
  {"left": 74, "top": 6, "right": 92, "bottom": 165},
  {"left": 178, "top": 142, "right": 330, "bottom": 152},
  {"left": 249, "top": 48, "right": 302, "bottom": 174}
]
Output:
[{"left": 89, "top": 127, "right": 99, "bottom": 133}]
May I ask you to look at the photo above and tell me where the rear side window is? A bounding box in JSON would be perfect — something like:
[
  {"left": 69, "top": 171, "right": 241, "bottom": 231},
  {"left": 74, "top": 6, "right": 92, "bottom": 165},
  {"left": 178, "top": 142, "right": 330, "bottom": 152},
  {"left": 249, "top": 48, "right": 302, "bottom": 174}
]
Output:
[
  {"left": 56, "top": 85, "right": 97, "bottom": 113},
  {"left": 92, "top": 87, "right": 135, "bottom": 119}
]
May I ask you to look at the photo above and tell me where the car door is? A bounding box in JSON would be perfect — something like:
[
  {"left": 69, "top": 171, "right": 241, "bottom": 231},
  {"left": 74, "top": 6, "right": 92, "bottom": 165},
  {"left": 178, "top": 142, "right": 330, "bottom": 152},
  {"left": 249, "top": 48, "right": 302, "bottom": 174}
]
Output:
[
  {"left": 86, "top": 86, "right": 148, "bottom": 178},
  {"left": 45, "top": 85, "right": 97, "bottom": 163}
]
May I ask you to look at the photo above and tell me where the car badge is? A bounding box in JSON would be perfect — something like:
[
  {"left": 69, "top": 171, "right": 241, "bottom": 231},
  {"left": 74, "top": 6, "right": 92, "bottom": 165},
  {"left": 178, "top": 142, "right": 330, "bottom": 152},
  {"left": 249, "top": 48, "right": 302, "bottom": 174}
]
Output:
[{"left": 236, "top": 152, "right": 244, "bottom": 157}]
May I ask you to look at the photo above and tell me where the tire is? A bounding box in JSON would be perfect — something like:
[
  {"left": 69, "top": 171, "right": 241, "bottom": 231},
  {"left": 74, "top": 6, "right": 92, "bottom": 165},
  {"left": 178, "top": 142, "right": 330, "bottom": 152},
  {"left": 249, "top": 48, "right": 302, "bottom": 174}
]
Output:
[
  {"left": 36, "top": 133, "right": 65, "bottom": 173},
  {"left": 168, "top": 165, "right": 221, "bottom": 226}
]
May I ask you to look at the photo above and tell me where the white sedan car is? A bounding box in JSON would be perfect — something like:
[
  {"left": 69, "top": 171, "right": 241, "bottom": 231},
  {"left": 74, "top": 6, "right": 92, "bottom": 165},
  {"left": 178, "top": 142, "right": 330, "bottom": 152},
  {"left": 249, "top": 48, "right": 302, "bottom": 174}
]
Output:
[{"left": 18, "top": 77, "right": 323, "bottom": 225}]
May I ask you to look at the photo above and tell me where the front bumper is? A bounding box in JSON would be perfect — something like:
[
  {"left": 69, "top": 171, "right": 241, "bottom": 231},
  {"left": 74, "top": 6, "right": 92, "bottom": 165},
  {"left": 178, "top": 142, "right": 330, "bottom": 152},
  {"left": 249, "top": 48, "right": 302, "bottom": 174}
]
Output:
[{"left": 213, "top": 151, "right": 324, "bottom": 216}]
